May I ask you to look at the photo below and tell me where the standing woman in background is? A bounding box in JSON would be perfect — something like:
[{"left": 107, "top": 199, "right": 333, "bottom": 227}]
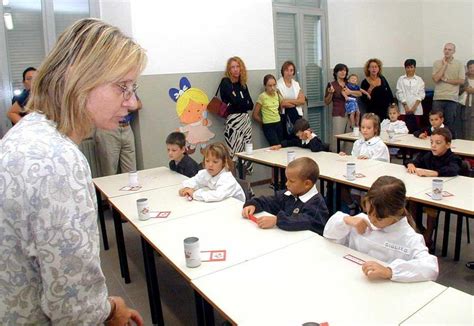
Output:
[
  {"left": 277, "top": 61, "right": 306, "bottom": 137},
  {"left": 220, "top": 56, "right": 254, "bottom": 174},
  {"left": 324, "top": 63, "right": 349, "bottom": 152},
  {"left": 0, "top": 19, "right": 144, "bottom": 325},
  {"left": 361, "top": 58, "right": 394, "bottom": 121}
]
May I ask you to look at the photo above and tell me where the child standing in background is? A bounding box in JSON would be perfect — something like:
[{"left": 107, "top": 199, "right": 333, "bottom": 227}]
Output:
[
  {"left": 341, "top": 113, "right": 390, "bottom": 162},
  {"left": 324, "top": 176, "right": 439, "bottom": 283},
  {"left": 242, "top": 157, "right": 328, "bottom": 233},
  {"left": 166, "top": 131, "right": 200, "bottom": 178},
  {"left": 252, "top": 74, "right": 284, "bottom": 146},
  {"left": 179, "top": 142, "right": 245, "bottom": 202}
]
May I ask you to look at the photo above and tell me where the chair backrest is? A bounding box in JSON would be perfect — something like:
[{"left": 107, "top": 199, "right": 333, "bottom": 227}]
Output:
[
  {"left": 236, "top": 178, "right": 252, "bottom": 201},
  {"left": 460, "top": 160, "right": 473, "bottom": 177}
]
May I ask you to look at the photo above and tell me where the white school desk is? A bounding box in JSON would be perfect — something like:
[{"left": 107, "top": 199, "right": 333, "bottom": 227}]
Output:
[
  {"left": 124, "top": 196, "right": 314, "bottom": 325},
  {"left": 93, "top": 166, "right": 187, "bottom": 199},
  {"left": 409, "top": 176, "right": 474, "bottom": 261},
  {"left": 92, "top": 167, "right": 187, "bottom": 283},
  {"left": 335, "top": 132, "right": 474, "bottom": 158},
  {"left": 108, "top": 184, "right": 226, "bottom": 229},
  {"left": 401, "top": 287, "right": 473, "bottom": 325},
  {"left": 192, "top": 236, "right": 447, "bottom": 326},
  {"left": 137, "top": 198, "right": 315, "bottom": 282}
]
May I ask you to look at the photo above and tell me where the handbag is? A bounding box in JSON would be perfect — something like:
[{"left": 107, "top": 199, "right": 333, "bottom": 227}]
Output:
[{"left": 207, "top": 82, "right": 229, "bottom": 119}]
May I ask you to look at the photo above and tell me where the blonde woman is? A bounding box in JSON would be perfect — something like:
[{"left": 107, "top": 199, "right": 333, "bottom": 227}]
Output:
[
  {"left": 219, "top": 56, "right": 254, "bottom": 174},
  {"left": 0, "top": 19, "right": 146, "bottom": 325}
]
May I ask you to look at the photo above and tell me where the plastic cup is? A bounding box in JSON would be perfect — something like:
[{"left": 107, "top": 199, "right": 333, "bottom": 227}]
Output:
[
  {"left": 432, "top": 179, "right": 443, "bottom": 200},
  {"left": 346, "top": 163, "right": 356, "bottom": 181},
  {"left": 129, "top": 171, "right": 139, "bottom": 187},
  {"left": 245, "top": 143, "right": 253, "bottom": 155}
]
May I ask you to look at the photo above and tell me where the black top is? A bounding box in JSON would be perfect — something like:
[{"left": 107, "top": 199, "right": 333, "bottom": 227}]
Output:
[
  {"left": 413, "top": 126, "right": 456, "bottom": 139},
  {"left": 169, "top": 155, "right": 200, "bottom": 178},
  {"left": 244, "top": 190, "right": 329, "bottom": 235},
  {"left": 407, "top": 149, "right": 462, "bottom": 177},
  {"left": 12, "top": 89, "right": 30, "bottom": 108},
  {"left": 280, "top": 135, "right": 328, "bottom": 152},
  {"left": 361, "top": 76, "right": 394, "bottom": 121},
  {"left": 219, "top": 77, "right": 253, "bottom": 115}
]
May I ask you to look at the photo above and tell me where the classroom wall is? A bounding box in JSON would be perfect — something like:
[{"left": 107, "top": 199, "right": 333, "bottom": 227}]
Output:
[
  {"left": 100, "top": 0, "right": 276, "bottom": 183},
  {"left": 326, "top": 0, "right": 473, "bottom": 88},
  {"left": 99, "top": 0, "right": 473, "bottom": 181}
]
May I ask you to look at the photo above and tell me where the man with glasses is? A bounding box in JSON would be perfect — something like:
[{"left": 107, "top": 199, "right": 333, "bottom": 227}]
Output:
[
  {"left": 94, "top": 83, "right": 142, "bottom": 177},
  {"left": 7, "top": 67, "right": 37, "bottom": 125}
]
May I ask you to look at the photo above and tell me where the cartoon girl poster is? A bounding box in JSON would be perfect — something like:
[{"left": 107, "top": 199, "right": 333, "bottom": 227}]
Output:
[{"left": 169, "top": 77, "right": 215, "bottom": 152}]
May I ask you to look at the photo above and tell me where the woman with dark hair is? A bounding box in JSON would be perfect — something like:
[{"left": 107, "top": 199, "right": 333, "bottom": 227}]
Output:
[
  {"left": 324, "top": 63, "right": 359, "bottom": 151},
  {"left": 219, "top": 56, "right": 254, "bottom": 174},
  {"left": 277, "top": 61, "right": 306, "bottom": 136},
  {"left": 361, "top": 58, "right": 394, "bottom": 121}
]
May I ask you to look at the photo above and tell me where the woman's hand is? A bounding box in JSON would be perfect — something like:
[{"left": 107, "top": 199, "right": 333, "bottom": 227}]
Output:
[{"left": 107, "top": 296, "right": 143, "bottom": 326}]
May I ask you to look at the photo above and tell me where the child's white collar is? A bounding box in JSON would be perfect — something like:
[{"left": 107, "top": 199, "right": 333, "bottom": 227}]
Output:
[{"left": 284, "top": 185, "right": 318, "bottom": 203}]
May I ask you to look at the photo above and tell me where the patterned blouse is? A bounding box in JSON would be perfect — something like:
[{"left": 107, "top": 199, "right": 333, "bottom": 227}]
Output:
[{"left": 0, "top": 112, "right": 110, "bottom": 324}]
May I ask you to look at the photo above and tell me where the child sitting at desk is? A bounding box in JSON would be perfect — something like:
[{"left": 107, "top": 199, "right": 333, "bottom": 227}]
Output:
[
  {"left": 166, "top": 131, "right": 200, "bottom": 178},
  {"left": 324, "top": 176, "right": 439, "bottom": 283},
  {"left": 242, "top": 157, "right": 328, "bottom": 234},
  {"left": 270, "top": 118, "right": 328, "bottom": 152},
  {"left": 179, "top": 142, "right": 245, "bottom": 202},
  {"left": 413, "top": 109, "right": 455, "bottom": 139},
  {"left": 381, "top": 103, "right": 409, "bottom": 135},
  {"left": 340, "top": 113, "right": 390, "bottom": 162},
  {"left": 406, "top": 128, "right": 462, "bottom": 246}
]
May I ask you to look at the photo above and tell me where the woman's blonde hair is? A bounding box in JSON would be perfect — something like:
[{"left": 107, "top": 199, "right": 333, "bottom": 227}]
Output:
[
  {"left": 29, "top": 18, "right": 147, "bottom": 140},
  {"left": 363, "top": 58, "right": 383, "bottom": 77},
  {"left": 204, "top": 142, "right": 234, "bottom": 172},
  {"left": 225, "top": 56, "right": 248, "bottom": 87},
  {"left": 176, "top": 88, "right": 209, "bottom": 117}
]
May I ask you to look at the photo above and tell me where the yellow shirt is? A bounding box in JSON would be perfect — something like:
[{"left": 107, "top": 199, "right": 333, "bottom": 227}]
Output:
[{"left": 257, "top": 91, "right": 281, "bottom": 124}]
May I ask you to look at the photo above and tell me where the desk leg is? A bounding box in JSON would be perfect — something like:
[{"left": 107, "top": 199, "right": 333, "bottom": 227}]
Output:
[
  {"left": 237, "top": 158, "right": 244, "bottom": 180},
  {"left": 335, "top": 183, "right": 341, "bottom": 212},
  {"left": 454, "top": 214, "right": 463, "bottom": 261},
  {"left": 272, "top": 167, "right": 279, "bottom": 193},
  {"left": 326, "top": 180, "right": 334, "bottom": 215},
  {"left": 96, "top": 189, "right": 109, "bottom": 250},
  {"left": 279, "top": 168, "right": 286, "bottom": 191},
  {"left": 442, "top": 212, "right": 451, "bottom": 257},
  {"left": 194, "top": 291, "right": 205, "bottom": 326},
  {"left": 337, "top": 138, "right": 341, "bottom": 153},
  {"left": 203, "top": 299, "right": 215, "bottom": 326},
  {"left": 141, "top": 237, "right": 164, "bottom": 325},
  {"left": 112, "top": 208, "right": 131, "bottom": 283}
]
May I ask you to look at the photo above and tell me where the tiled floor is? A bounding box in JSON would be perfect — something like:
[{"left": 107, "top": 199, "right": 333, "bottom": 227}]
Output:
[{"left": 100, "top": 184, "right": 473, "bottom": 326}]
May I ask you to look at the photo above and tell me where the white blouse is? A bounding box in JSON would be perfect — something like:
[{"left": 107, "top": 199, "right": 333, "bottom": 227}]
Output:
[
  {"left": 324, "top": 211, "right": 439, "bottom": 282},
  {"left": 182, "top": 169, "right": 245, "bottom": 202},
  {"left": 351, "top": 136, "right": 390, "bottom": 162},
  {"left": 277, "top": 77, "right": 303, "bottom": 116},
  {"left": 381, "top": 119, "right": 409, "bottom": 134},
  {"left": 396, "top": 74, "right": 426, "bottom": 115}
]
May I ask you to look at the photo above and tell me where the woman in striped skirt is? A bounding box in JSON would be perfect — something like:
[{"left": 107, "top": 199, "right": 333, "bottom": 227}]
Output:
[{"left": 220, "top": 56, "right": 254, "bottom": 174}]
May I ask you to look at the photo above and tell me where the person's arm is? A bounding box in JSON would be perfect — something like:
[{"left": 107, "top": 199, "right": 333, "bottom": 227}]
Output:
[
  {"left": 388, "top": 237, "right": 439, "bottom": 282},
  {"left": 413, "top": 127, "right": 428, "bottom": 138},
  {"left": 281, "top": 137, "right": 301, "bottom": 148},
  {"left": 432, "top": 60, "right": 448, "bottom": 83},
  {"left": 181, "top": 171, "right": 202, "bottom": 189},
  {"left": 395, "top": 121, "right": 409, "bottom": 134},
  {"left": 307, "top": 137, "right": 326, "bottom": 152},
  {"left": 276, "top": 195, "right": 329, "bottom": 234},
  {"left": 244, "top": 192, "right": 285, "bottom": 215},
  {"left": 395, "top": 77, "right": 406, "bottom": 104},
  {"left": 324, "top": 82, "right": 335, "bottom": 105},
  {"left": 372, "top": 143, "right": 390, "bottom": 162},
  {"left": 437, "top": 156, "right": 462, "bottom": 177},
  {"left": 382, "top": 76, "right": 394, "bottom": 103},
  {"left": 323, "top": 211, "right": 369, "bottom": 244},
  {"left": 192, "top": 173, "right": 241, "bottom": 202},
  {"left": 7, "top": 102, "right": 24, "bottom": 124},
  {"left": 360, "top": 79, "right": 371, "bottom": 103},
  {"left": 252, "top": 102, "right": 263, "bottom": 124}
]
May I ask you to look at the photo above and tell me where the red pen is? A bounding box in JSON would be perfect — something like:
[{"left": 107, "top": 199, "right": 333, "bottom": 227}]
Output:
[{"left": 248, "top": 214, "right": 257, "bottom": 223}]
